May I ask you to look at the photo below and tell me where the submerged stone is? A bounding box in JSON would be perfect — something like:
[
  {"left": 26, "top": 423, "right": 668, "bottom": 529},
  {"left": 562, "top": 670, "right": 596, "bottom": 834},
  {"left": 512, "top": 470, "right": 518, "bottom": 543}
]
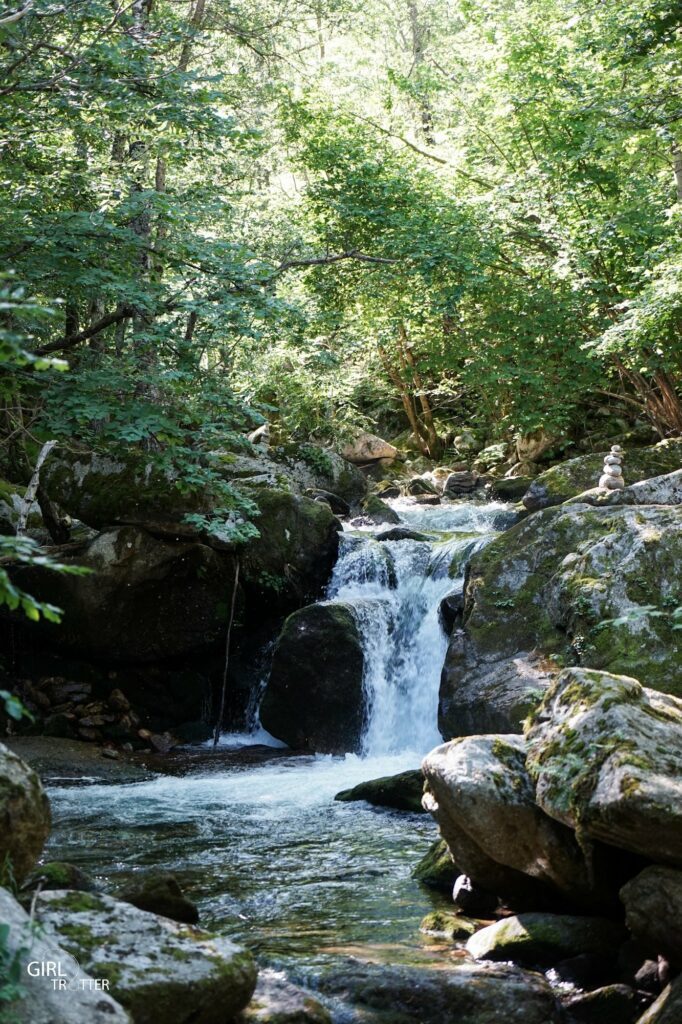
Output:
[{"left": 465, "top": 913, "right": 626, "bottom": 967}]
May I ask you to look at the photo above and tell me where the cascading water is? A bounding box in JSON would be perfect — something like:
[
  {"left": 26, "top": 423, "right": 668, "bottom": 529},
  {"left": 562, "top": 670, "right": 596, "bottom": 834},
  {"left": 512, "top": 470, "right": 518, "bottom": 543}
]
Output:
[
  {"left": 43, "top": 495, "right": 518, "bottom": 1020},
  {"left": 325, "top": 498, "right": 511, "bottom": 756}
]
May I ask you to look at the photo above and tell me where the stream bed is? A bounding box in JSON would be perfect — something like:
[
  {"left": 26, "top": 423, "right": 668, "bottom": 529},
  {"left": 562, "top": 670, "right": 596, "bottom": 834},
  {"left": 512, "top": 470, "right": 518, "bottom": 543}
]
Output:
[{"left": 43, "top": 498, "right": 514, "bottom": 1015}]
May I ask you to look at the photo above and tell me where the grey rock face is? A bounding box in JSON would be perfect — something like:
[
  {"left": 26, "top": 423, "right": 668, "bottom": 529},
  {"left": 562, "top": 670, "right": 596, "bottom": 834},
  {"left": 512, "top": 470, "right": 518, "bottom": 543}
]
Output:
[
  {"left": 620, "top": 866, "right": 682, "bottom": 965},
  {"left": 0, "top": 742, "right": 50, "bottom": 883}
]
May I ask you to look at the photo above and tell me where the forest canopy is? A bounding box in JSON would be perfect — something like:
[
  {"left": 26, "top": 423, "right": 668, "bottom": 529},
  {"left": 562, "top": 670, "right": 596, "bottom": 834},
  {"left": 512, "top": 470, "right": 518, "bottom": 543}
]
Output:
[{"left": 1, "top": 0, "right": 681, "bottom": 526}]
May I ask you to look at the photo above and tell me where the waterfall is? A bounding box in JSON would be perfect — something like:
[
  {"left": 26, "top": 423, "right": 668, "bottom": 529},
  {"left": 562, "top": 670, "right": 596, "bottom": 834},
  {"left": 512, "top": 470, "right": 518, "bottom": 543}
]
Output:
[{"left": 326, "top": 499, "right": 511, "bottom": 756}]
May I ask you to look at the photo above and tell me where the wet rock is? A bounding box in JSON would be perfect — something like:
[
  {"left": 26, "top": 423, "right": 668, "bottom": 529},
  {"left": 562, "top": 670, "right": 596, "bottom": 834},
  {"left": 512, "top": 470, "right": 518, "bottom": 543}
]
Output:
[
  {"left": 335, "top": 769, "right": 424, "bottom": 813},
  {"left": 466, "top": 913, "right": 626, "bottom": 968},
  {"left": 443, "top": 471, "right": 479, "bottom": 496},
  {"left": 439, "top": 592, "right": 464, "bottom": 634},
  {"left": 526, "top": 668, "right": 682, "bottom": 866},
  {"left": 0, "top": 742, "right": 50, "bottom": 883},
  {"left": 24, "top": 861, "right": 98, "bottom": 894},
  {"left": 260, "top": 603, "right": 365, "bottom": 753},
  {"left": 0, "top": 886, "right": 130, "bottom": 1023},
  {"left": 412, "top": 838, "right": 458, "bottom": 892},
  {"left": 341, "top": 433, "right": 398, "bottom": 465},
  {"left": 636, "top": 975, "right": 682, "bottom": 1024},
  {"left": 420, "top": 909, "right": 479, "bottom": 939},
  {"left": 620, "top": 866, "right": 682, "bottom": 965},
  {"left": 521, "top": 438, "right": 682, "bottom": 512},
  {"left": 552, "top": 952, "right": 615, "bottom": 990},
  {"left": 118, "top": 871, "right": 199, "bottom": 925},
  {"left": 564, "top": 985, "right": 638, "bottom": 1024},
  {"left": 452, "top": 875, "right": 498, "bottom": 917},
  {"left": 439, "top": 501, "right": 682, "bottom": 742},
  {"left": 34, "top": 889, "right": 257, "bottom": 1024},
  {"left": 405, "top": 476, "right": 440, "bottom": 496},
  {"left": 489, "top": 476, "right": 534, "bottom": 501},
  {"left": 422, "top": 735, "right": 594, "bottom": 908},
  {"left": 317, "top": 960, "right": 561, "bottom": 1023},
  {"left": 305, "top": 488, "right": 351, "bottom": 517},
  {"left": 376, "top": 527, "right": 429, "bottom": 542},
  {"left": 237, "top": 969, "right": 331, "bottom": 1023},
  {"left": 413, "top": 493, "right": 441, "bottom": 505},
  {"left": 359, "top": 494, "right": 400, "bottom": 525}
]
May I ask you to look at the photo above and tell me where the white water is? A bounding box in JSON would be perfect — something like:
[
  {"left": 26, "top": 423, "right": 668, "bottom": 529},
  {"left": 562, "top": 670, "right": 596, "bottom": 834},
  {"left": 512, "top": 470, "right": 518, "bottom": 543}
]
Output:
[{"left": 326, "top": 498, "right": 510, "bottom": 757}]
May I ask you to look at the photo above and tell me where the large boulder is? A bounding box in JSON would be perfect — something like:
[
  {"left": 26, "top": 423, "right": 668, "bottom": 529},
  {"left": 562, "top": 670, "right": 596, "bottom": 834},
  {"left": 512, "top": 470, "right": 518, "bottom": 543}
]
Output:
[
  {"left": 341, "top": 433, "right": 398, "bottom": 465},
  {"left": 335, "top": 769, "right": 424, "bottom": 813},
  {"left": 234, "top": 443, "right": 366, "bottom": 503},
  {"left": 439, "top": 501, "right": 682, "bottom": 740},
  {"left": 238, "top": 970, "right": 331, "bottom": 1024},
  {"left": 620, "top": 866, "right": 682, "bottom": 965},
  {"left": 522, "top": 438, "right": 682, "bottom": 512},
  {"left": 317, "top": 960, "right": 560, "bottom": 1023},
  {"left": 0, "top": 742, "right": 50, "bottom": 882},
  {"left": 466, "top": 913, "right": 626, "bottom": 968},
  {"left": 567, "top": 469, "right": 682, "bottom": 508},
  {"left": 33, "top": 889, "right": 257, "bottom": 1024},
  {"left": 259, "top": 602, "right": 365, "bottom": 753},
  {"left": 421, "top": 735, "right": 594, "bottom": 908},
  {"left": 0, "top": 886, "right": 130, "bottom": 1023},
  {"left": 526, "top": 668, "right": 682, "bottom": 866}
]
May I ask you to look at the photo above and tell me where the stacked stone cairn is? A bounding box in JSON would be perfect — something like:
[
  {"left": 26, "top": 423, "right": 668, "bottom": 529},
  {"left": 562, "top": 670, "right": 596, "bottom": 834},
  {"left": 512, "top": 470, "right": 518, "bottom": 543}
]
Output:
[{"left": 598, "top": 444, "right": 625, "bottom": 490}]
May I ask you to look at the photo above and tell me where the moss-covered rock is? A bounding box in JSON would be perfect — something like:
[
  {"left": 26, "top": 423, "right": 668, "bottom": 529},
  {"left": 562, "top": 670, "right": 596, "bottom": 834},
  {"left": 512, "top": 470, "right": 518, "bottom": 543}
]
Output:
[
  {"left": 335, "top": 769, "right": 425, "bottom": 813},
  {"left": 1, "top": 886, "right": 130, "bottom": 1023},
  {"left": 526, "top": 667, "right": 682, "bottom": 866},
  {"left": 420, "top": 910, "right": 479, "bottom": 939},
  {"left": 24, "top": 860, "right": 98, "bottom": 894},
  {"left": 439, "top": 502, "right": 682, "bottom": 740},
  {"left": 466, "top": 913, "right": 626, "bottom": 968},
  {"left": 34, "top": 889, "right": 257, "bottom": 1024},
  {"left": 412, "top": 838, "right": 458, "bottom": 892},
  {"left": 522, "top": 438, "right": 682, "bottom": 512},
  {"left": 422, "top": 735, "right": 596, "bottom": 910},
  {"left": 359, "top": 494, "right": 400, "bottom": 525},
  {"left": 0, "top": 742, "right": 50, "bottom": 883},
  {"left": 259, "top": 602, "right": 365, "bottom": 753}
]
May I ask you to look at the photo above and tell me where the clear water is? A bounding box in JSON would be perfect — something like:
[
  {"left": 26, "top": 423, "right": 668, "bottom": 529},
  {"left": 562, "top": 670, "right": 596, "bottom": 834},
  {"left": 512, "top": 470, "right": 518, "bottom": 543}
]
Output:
[{"left": 45, "top": 498, "right": 510, "bottom": 1014}]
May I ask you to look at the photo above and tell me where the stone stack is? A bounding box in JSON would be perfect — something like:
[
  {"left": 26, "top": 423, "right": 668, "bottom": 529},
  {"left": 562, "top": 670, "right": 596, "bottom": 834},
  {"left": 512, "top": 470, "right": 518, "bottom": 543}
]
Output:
[{"left": 598, "top": 444, "right": 625, "bottom": 490}]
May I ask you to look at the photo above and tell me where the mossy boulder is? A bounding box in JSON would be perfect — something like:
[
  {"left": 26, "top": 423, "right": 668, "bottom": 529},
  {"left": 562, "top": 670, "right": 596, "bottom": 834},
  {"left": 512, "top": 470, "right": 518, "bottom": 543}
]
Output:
[
  {"left": 620, "top": 866, "right": 682, "bottom": 966},
  {"left": 1, "top": 886, "right": 130, "bottom": 1023},
  {"left": 422, "top": 735, "right": 596, "bottom": 910},
  {"left": 34, "top": 889, "right": 257, "bottom": 1024},
  {"left": 439, "top": 502, "right": 682, "bottom": 740},
  {"left": 466, "top": 913, "right": 626, "bottom": 968},
  {"left": 240, "top": 488, "right": 340, "bottom": 614},
  {"left": 522, "top": 438, "right": 682, "bottom": 512},
  {"left": 259, "top": 602, "right": 365, "bottom": 753},
  {"left": 412, "top": 838, "right": 458, "bottom": 892},
  {"left": 0, "top": 742, "right": 50, "bottom": 883},
  {"left": 526, "top": 667, "right": 682, "bottom": 866},
  {"left": 335, "top": 769, "right": 425, "bottom": 813},
  {"left": 420, "top": 910, "right": 479, "bottom": 939}
]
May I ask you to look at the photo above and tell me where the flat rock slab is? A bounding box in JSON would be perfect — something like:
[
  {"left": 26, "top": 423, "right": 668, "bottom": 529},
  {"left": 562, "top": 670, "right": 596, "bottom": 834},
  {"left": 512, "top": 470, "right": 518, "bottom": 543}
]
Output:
[
  {"left": 317, "top": 960, "right": 561, "bottom": 1023},
  {"left": 0, "top": 886, "right": 130, "bottom": 1023},
  {"left": 237, "top": 969, "right": 331, "bottom": 1023},
  {"left": 34, "top": 890, "right": 257, "bottom": 1024}
]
